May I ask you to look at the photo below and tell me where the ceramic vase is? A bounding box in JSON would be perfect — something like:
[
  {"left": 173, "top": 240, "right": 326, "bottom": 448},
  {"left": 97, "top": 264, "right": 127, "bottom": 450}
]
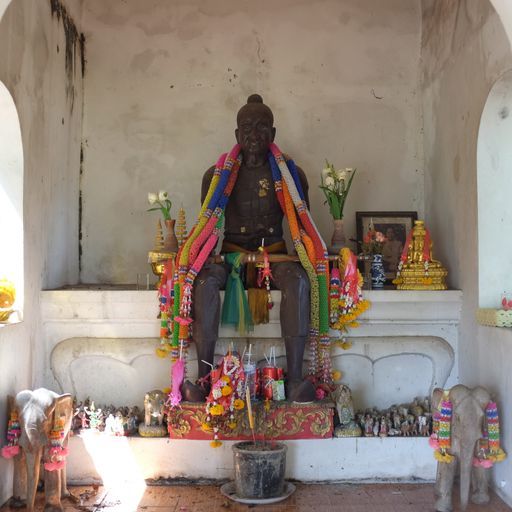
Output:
[
  {"left": 163, "top": 219, "right": 179, "bottom": 253},
  {"left": 371, "top": 254, "right": 386, "bottom": 289},
  {"left": 328, "top": 218, "right": 346, "bottom": 255}
]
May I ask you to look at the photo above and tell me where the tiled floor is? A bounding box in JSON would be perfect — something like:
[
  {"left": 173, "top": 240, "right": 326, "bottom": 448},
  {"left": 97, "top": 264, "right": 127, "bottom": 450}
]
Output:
[{"left": 1, "top": 483, "right": 510, "bottom": 512}]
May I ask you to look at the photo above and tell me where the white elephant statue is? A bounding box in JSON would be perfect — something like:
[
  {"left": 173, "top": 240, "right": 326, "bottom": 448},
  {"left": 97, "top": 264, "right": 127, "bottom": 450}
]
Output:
[
  {"left": 11, "top": 388, "right": 73, "bottom": 512},
  {"left": 432, "top": 385, "right": 505, "bottom": 512}
]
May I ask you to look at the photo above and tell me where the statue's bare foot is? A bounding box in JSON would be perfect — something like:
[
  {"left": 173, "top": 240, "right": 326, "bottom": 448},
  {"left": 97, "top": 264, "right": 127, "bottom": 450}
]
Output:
[
  {"left": 181, "top": 380, "right": 208, "bottom": 402},
  {"left": 287, "top": 379, "right": 316, "bottom": 403}
]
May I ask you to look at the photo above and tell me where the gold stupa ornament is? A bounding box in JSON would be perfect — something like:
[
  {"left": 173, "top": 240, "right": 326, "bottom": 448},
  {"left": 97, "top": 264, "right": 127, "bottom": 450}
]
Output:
[{"left": 393, "top": 220, "right": 447, "bottom": 290}]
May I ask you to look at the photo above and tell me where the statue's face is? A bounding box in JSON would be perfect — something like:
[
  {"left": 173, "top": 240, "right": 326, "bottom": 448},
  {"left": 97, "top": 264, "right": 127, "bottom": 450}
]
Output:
[{"left": 236, "top": 108, "right": 275, "bottom": 162}]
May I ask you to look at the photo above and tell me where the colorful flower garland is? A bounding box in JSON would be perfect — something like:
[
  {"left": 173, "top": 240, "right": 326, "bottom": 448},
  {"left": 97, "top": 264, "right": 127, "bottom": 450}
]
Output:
[
  {"left": 203, "top": 352, "right": 245, "bottom": 447},
  {"left": 430, "top": 391, "right": 507, "bottom": 466},
  {"left": 330, "top": 248, "right": 370, "bottom": 339},
  {"left": 2, "top": 411, "right": 68, "bottom": 470},
  {"left": 44, "top": 415, "right": 69, "bottom": 471},
  {"left": 163, "top": 143, "right": 331, "bottom": 404},
  {"left": 1, "top": 409, "right": 21, "bottom": 459},
  {"left": 430, "top": 392, "right": 455, "bottom": 463}
]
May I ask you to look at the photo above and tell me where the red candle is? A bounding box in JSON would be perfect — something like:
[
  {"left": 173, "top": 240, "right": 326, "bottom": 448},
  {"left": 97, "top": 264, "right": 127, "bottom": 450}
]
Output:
[{"left": 262, "top": 367, "right": 277, "bottom": 400}]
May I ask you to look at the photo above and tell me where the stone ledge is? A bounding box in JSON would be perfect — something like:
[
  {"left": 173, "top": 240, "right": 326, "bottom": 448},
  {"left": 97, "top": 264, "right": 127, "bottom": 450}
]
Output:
[{"left": 66, "top": 434, "right": 436, "bottom": 483}]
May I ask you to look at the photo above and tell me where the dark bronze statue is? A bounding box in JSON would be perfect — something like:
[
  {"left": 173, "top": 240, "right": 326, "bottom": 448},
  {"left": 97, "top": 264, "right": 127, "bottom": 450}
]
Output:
[{"left": 182, "top": 94, "right": 315, "bottom": 403}]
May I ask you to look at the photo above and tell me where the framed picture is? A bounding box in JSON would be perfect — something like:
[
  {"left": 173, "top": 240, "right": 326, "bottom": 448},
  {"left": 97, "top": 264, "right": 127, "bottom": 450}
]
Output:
[{"left": 356, "top": 211, "right": 418, "bottom": 282}]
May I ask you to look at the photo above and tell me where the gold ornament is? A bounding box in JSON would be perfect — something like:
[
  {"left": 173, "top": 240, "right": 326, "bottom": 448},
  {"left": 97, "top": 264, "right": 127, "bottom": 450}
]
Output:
[
  {"left": 176, "top": 207, "right": 188, "bottom": 248},
  {"left": 393, "top": 220, "right": 447, "bottom": 290},
  {"left": 148, "top": 218, "right": 175, "bottom": 286},
  {"left": 0, "top": 278, "right": 16, "bottom": 322}
]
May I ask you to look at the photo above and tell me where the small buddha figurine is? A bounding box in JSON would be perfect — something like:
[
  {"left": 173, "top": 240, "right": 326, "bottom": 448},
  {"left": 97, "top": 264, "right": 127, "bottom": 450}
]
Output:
[{"left": 393, "top": 220, "right": 448, "bottom": 290}]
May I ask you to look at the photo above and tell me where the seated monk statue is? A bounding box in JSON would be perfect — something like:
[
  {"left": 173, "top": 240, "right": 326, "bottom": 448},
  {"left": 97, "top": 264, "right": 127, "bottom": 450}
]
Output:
[{"left": 181, "top": 94, "right": 318, "bottom": 403}]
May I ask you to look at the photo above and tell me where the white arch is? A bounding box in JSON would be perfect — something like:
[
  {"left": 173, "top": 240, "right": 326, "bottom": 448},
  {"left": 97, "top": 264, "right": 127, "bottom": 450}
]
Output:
[
  {"left": 0, "top": 80, "right": 24, "bottom": 316},
  {"left": 477, "top": 69, "right": 512, "bottom": 307}
]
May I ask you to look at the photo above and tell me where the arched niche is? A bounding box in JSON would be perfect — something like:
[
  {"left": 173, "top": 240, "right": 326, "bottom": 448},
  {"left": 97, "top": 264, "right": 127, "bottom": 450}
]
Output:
[
  {"left": 0, "top": 80, "right": 24, "bottom": 320},
  {"left": 477, "top": 69, "right": 512, "bottom": 307}
]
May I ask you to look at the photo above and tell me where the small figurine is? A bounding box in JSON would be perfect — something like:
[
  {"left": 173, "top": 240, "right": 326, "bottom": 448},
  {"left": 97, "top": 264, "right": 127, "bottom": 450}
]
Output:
[
  {"left": 364, "top": 414, "right": 374, "bottom": 437},
  {"left": 104, "top": 414, "right": 116, "bottom": 435},
  {"left": 379, "top": 417, "right": 388, "bottom": 437},
  {"left": 126, "top": 407, "right": 140, "bottom": 435},
  {"left": 85, "top": 402, "right": 103, "bottom": 431},
  {"left": 372, "top": 420, "right": 379, "bottom": 437},
  {"left": 332, "top": 384, "right": 362, "bottom": 438},
  {"left": 114, "top": 411, "right": 126, "bottom": 436},
  {"left": 139, "top": 390, "right": 167, "bottom": 437}
]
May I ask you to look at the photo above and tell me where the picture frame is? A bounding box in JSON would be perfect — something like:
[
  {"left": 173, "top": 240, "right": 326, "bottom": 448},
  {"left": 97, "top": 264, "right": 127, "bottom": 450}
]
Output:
[{"left": 356, "top": 211, "right": 418, "bottom": 283}]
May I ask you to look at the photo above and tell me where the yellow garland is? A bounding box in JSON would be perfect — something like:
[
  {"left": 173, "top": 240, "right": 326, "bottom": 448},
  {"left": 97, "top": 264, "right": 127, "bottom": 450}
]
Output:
[
  {"left": 434, "top": 451, "right": 455, "bottom": 463},
  {"left": 489, "top": 448, "right": 507, "bottom": 462},
  {"left": 334, "top": 339, "right": 353, "bottom": 350}
]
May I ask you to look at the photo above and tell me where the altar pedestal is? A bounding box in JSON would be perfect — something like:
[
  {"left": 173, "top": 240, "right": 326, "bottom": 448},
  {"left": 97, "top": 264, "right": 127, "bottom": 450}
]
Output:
[{"left": 39, "top": 288, "right": 461, "bottom": 483}]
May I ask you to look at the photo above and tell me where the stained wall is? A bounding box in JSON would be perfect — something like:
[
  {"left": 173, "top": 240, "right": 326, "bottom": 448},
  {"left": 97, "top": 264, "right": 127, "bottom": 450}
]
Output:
[
  {"left": 0, "top": 0, "right": 83, "bottom": 503},
  {"left": 79, "top": 0, "right": 424, "bottom": 284},
  {"left": 421, "top": 0, "right": 512, "bottom": 505}
]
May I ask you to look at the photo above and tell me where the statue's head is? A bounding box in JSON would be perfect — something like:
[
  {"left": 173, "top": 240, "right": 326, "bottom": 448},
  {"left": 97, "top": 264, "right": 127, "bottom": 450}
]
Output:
[{"left": 235, "top": 94, "right": 276, "bottom": 164}]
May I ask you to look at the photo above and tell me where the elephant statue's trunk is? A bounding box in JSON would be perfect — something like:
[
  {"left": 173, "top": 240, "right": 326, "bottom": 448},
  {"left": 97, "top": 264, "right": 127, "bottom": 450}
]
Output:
[{"left": 459, "top": 440, "right": 475, "bottom": 511}]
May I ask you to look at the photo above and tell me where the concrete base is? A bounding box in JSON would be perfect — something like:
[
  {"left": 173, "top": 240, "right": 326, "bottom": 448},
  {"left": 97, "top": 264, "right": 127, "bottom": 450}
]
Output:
[{"left": 66, "top": 433, "right": 436, "bottom": 485}]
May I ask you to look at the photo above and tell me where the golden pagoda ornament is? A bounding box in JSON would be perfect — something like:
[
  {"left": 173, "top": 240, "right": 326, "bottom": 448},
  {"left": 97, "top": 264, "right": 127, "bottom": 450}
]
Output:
[
  {"left": 176, "top": 206, "right": 188, "bottom": 248},
  {"left": 393, "top": 220, "right": 447, "bottom": 290},
  {"left": 148, "top": 218, "right": 176, "bottom": 285}
]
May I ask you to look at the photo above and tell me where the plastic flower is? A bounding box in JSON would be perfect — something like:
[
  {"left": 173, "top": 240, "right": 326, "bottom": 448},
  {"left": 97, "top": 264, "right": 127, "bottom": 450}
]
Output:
[
  {"left": 324, "top": 176, "right": 335, "bottom": 189},
  {"left": 233, "top": 399, "right": 245, "bottom": 410},
  {"left": 147, "top": 190, "right": 172, "bottom": 221},
  {"left": 319, "top": 161, "right": 357, "bottom": 220},
  {"left": 332, "top": 370, "right": 342, "bottom": 381},
  {"left": 375, "top": 231, "right": 386, "bottom": 243},
  {"left": 209, "top": 404, "right": 225, "bottom": 416},
  {"left": 221, "top": 385, "right": 232, "bottom": 396},
  {"left": 361, "top": 226, "right": 387, "bottom": 255},
  {"left": 336, "top": 169, "right": 349, "bottom": 182}
]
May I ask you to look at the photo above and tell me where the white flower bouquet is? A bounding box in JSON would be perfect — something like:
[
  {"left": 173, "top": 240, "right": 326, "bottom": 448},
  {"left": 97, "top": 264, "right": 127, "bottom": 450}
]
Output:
[
  {"left": 319, "top": 162, "right": 356, "bottom": 220},
  {"left": 147, "top": 190, "right": 172, "bottom": 220}
]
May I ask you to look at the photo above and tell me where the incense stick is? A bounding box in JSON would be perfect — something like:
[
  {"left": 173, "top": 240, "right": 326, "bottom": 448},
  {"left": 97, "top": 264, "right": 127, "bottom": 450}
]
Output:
[{"left": 245, "top": 386, "right": 256, "bottom": 444}]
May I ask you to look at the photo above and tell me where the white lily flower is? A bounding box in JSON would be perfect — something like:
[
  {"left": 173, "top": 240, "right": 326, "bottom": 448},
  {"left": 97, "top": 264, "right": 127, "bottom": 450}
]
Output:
[
  {"left": 158, "top": 190, "right": 169, "bottom": 201},
  {"left": 148, "top": 192, "right": 158, "bottom": 205},
  {"left": 322, "top": 166, "right": 331, "bottom": 180},
  {"left": 336, "top": 169, "right": 348, "bottom": 182},
  {"left": 324, "top": 176, "right": 335, "bottom": 189}
]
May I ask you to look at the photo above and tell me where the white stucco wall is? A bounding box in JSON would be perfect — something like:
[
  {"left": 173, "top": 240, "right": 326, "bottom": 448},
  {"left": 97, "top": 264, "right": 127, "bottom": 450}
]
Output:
[
  {"left": 80, "top": 0, "right": 424, "bottom": 284},
  {"left": 421, "top": 0, "right": 512, "bottom": 505},
  {"left": 0, "top": 0, "right": 83, "bottom": 504}
]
